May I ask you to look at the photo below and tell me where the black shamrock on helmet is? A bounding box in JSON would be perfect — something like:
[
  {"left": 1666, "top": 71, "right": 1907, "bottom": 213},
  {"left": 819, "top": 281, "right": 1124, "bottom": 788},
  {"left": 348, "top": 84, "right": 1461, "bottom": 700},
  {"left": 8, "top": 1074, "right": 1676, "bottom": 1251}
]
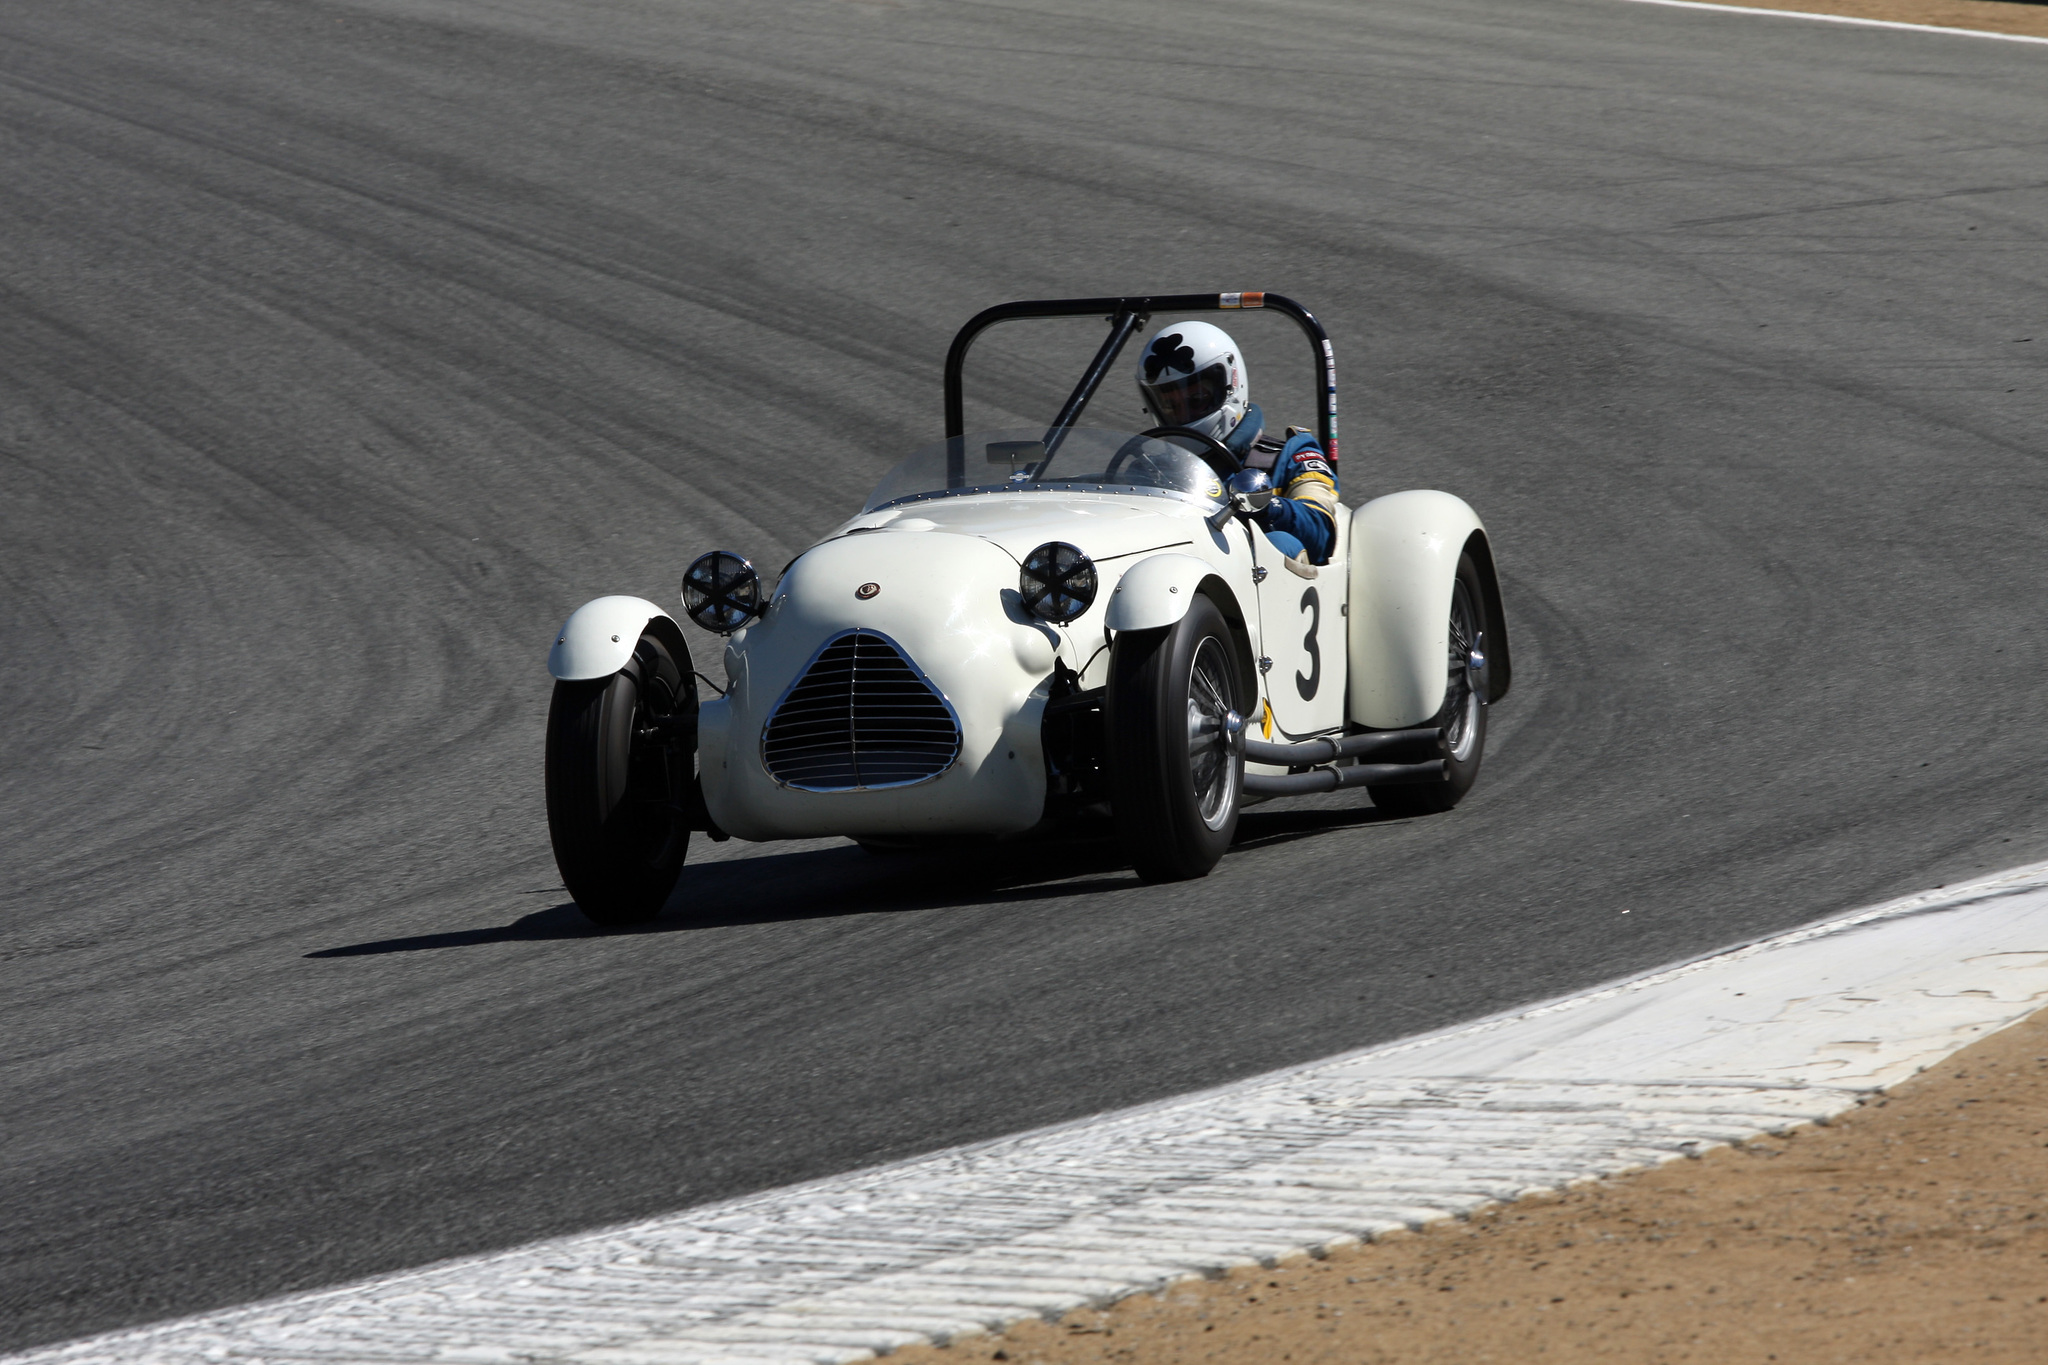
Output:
[{"left": 1143, "top": 333, "right": 1196, "bottom": 381}]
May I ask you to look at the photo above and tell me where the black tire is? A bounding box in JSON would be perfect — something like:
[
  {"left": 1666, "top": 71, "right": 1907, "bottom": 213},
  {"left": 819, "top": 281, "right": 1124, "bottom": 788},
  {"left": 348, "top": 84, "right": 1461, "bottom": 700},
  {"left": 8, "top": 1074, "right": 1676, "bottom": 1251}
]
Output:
[
  {"left": 1108, "top": 593, "right": 1245, "bottom": 882},
  {"left": 1368, "top": 551, "right": 1489, "bottom": 816},
  {"left": 544, "top": 631, "right": 695, "bottom": 926}
]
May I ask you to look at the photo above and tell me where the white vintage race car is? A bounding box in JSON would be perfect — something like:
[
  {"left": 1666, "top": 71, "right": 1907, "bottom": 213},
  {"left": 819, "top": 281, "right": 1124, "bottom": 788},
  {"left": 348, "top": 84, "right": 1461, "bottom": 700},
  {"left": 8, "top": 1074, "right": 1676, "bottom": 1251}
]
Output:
[{"left": 544, "top": 292, "right": 1511, "bottom": 925}]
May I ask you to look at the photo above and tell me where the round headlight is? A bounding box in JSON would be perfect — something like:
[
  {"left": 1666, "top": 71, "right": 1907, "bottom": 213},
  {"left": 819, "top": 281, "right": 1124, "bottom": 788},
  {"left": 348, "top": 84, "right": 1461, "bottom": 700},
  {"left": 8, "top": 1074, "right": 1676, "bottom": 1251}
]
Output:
[
  {"left": 1019, "top": 542, "right": 1097, "bottom": 624},
  {"left": 681, "top": 550, "right": 764, "bottom": 634}
]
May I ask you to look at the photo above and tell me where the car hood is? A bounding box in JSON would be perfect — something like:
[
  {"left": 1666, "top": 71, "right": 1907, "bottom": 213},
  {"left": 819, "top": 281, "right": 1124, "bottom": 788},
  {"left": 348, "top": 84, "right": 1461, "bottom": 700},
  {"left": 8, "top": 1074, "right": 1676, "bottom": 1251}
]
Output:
[{"left": 822, "top": 490, "right": 1214, "bottom": 567}]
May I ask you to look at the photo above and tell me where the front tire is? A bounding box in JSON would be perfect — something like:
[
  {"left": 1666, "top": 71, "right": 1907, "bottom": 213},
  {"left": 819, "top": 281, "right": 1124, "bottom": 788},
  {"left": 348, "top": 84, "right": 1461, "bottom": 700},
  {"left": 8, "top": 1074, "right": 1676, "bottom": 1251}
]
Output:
[
  {"left": 1108, "top": 593, "right": 1244, "bottom": 882},
  {"left": 545, "top": 631, "right": 695, "bottom": 926},
  {"left": 1367, "top": 550, "right": 1489, "bottom": 816}
]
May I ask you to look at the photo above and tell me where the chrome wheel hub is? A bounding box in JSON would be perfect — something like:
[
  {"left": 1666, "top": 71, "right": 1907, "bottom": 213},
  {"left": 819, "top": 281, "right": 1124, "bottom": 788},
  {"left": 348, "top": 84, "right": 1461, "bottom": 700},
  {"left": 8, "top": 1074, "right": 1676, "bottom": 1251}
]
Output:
[
  {"left": 1185, "top": 638, "right": 1240, "bottom": 830},
  {"left": 1444, "top": 581, "right": 1484, "bottom": 764}
]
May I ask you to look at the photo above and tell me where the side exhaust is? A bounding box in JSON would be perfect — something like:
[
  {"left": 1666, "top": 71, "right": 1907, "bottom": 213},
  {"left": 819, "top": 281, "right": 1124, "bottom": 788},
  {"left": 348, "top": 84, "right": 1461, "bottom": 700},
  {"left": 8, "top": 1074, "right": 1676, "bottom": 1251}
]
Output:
[{"left": 1241, "top": 725, "right": 1444, "bottom": 796}]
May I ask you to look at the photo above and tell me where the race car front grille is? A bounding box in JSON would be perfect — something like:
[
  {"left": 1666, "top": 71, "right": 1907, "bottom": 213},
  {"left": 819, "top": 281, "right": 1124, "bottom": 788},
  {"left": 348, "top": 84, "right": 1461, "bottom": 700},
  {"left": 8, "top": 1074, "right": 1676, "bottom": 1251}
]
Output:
[{"left": 761, "top": 630, "right": 962, "bottom": 792}]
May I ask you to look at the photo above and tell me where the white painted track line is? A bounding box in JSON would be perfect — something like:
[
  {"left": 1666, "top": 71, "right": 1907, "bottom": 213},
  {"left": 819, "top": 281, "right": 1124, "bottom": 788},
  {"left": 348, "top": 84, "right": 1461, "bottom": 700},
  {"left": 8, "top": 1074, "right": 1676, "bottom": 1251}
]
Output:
[
  {"left": 1619, "top": 0, "right": 2048, "bottom": 46},
  {"left": 16, "top": 861, "right": 2048, "bottom": 1365}
]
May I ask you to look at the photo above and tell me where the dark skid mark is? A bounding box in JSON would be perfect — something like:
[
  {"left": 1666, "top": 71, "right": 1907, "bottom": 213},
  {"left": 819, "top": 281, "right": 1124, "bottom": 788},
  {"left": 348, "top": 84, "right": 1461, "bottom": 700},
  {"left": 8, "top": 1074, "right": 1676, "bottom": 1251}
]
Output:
[
  {"left": 0, "top": 939, "right": 104, "bottom": 962},
  {"left": 1677, "top": 180, "right": 2048, "bottom": 228}
]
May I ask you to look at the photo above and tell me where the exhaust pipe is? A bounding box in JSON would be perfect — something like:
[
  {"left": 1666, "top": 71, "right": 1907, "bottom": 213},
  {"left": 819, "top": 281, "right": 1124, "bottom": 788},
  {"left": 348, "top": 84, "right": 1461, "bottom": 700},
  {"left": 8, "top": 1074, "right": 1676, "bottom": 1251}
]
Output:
[{"left": 1240, "top": 725, "right": 1444, "bottom": 797}]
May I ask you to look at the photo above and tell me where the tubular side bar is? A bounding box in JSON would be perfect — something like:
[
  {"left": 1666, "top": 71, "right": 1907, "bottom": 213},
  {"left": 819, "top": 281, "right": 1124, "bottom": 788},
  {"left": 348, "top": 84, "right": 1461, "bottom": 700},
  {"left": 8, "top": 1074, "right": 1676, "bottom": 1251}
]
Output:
[
  {"left": 1243, "top": 760, "right": 1446, "bottom": 797},
  {"left": 942, "top": 293, "right": 1338, "bottom": 485},
  {"left": 1241, "top": 726, "right": 1441, "bottom": 769}
]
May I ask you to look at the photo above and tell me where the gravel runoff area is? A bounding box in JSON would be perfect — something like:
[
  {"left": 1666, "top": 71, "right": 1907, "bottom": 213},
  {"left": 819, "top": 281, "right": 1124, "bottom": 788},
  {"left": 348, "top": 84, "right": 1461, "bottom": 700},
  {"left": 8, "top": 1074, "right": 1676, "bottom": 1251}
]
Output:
[
  {"left": 1669, "top": 0, "right": 2048, "bottom": 36},
  {"left": 896, "top": 1004, "right": 2048, "bottom": 1364}
]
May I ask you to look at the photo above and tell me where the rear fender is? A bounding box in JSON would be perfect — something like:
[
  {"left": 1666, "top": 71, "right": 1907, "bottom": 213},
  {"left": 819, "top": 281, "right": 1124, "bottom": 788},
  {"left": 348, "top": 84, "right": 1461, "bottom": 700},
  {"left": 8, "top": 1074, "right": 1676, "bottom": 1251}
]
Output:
[
  {"left": 1346, "top": 492, "right": 1501, "bottom": 729},
  {"left": 548, "top": 595, "right": 687, "bottom": 681}
]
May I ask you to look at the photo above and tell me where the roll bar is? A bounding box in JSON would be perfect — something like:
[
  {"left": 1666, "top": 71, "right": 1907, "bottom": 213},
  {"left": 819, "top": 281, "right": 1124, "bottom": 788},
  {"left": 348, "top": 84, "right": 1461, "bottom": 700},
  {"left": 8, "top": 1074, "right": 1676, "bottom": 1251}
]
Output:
[{"left": 942, "top": 292, "right": 1338, "bottom": 489}]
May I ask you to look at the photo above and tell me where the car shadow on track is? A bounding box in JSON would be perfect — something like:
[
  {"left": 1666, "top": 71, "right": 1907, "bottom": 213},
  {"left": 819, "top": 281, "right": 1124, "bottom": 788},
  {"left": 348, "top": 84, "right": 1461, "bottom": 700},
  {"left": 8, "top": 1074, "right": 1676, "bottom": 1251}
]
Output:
[
  {"left": 1230, "top": 800, "right": 1408, "bottom": 850},
  {"left": 307, "top": 799, "right": 1411, "bottom": 957},
  {"left": 305, "top": 833, "right": 1147, "bottom": 956}
]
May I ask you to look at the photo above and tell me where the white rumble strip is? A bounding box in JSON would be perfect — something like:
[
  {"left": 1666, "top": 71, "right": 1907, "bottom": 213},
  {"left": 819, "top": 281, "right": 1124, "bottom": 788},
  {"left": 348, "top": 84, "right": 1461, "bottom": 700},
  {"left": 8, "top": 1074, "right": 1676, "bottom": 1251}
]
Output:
[
  {"left": 18, "top": 861, "right": 2048, "bottom": 1365},
  {"left": 1620, "top": 0, "right": 2048, "bottom": 47}
]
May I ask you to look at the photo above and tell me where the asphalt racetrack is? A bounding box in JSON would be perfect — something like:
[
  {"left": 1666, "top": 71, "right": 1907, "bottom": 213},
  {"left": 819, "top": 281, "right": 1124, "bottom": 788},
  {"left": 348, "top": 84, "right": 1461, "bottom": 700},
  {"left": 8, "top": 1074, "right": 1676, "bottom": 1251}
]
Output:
[{"left": 2, "top": 0, "right": 2043, "bottom": 1349}]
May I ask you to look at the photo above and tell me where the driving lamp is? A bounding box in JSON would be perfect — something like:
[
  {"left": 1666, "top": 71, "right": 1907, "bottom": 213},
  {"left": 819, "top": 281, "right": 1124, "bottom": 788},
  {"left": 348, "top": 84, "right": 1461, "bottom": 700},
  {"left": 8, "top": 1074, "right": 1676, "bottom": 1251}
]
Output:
[
  {"left": 681, "top": 550, "right": 764, "bottom": 634},
  {"left": 1018, "top": 542, "right": 1097, "bottom": 624}
]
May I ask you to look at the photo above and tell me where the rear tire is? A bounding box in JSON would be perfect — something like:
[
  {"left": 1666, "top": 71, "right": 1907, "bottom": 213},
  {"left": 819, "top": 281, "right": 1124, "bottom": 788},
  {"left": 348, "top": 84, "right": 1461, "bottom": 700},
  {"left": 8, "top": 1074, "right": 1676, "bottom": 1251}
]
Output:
[
  {"left": 1368, "top": 551, "right": 1489, "bottom": 816},
  {"left": 1108, "top": 594, "right": 1244, "bottom": 882},
  {"left": 545, "top": 631, "right": 694, "bottom": 926}
]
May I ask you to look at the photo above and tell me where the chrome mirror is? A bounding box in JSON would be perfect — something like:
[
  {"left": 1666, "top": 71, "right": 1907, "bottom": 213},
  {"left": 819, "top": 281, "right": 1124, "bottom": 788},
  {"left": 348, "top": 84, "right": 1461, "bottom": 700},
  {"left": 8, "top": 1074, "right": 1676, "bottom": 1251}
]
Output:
[
  {"left": 1208, "top": 468, "right": 1273, "bottom": 529},
  {"left": 1228, "top": 468, "right": 1274, "bottom": 513}
]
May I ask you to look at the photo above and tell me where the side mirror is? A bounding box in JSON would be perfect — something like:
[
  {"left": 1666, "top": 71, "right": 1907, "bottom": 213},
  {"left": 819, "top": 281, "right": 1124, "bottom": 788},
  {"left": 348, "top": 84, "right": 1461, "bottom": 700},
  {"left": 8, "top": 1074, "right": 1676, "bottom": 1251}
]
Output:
[
  {"left": 1209, "top": 468, "right": 1273, "bottom": 530},
  {"left": 1228, "top": 468, "right": 1274, "bottom": 513}
]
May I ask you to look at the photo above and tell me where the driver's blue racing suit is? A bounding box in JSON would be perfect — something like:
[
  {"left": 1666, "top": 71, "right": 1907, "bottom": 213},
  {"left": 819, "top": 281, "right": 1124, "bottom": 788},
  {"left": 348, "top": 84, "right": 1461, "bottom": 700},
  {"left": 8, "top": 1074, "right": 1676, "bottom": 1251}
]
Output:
[{"left": 1224, "top": 403, "right": 1339, "bottom": 565}]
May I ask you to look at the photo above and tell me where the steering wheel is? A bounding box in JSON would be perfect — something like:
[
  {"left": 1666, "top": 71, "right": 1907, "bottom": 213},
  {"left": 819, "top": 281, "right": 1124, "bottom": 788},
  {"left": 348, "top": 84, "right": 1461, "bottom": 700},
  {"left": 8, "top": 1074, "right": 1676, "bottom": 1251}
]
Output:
[
  {"left": 1103, "top": 435, "right": 1179, "bottom": 487},
  {"left": 1138, "top": 425, "right": 1242, "bottom": 478}
]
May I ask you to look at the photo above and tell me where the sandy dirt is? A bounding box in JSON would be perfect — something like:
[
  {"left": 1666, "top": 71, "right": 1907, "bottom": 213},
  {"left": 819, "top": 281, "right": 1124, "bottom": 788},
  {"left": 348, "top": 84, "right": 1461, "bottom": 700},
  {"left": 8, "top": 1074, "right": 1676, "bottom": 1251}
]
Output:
[
  {"left": 894, "top": 1006, "right": 2048, "bottom": 1364},
  {"left": 1661, "top": 0, "right": 2048, "bottom": 37}
]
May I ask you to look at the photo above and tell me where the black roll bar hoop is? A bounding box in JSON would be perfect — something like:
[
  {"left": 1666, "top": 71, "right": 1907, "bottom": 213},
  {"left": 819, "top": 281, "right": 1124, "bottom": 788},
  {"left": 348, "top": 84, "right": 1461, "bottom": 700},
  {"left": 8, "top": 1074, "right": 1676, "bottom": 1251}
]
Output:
[{"left": 941, "top": 292, "right": 1338, "bottom": 489}]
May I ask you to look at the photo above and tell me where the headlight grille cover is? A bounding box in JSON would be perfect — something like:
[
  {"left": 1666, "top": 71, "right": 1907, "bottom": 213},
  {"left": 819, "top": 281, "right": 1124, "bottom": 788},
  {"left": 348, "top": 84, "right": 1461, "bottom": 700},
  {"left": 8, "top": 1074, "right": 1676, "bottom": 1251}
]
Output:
[
  {"left": 1018, "top": 541, "right": 1096, "bottom": 624},
  {"left": 761, "top": 630, "right": 962, "bottom": 791}
]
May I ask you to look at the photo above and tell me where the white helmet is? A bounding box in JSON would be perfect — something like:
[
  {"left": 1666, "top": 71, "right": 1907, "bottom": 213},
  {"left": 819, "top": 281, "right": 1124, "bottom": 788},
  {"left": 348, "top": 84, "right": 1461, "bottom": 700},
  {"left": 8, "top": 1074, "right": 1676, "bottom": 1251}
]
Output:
[{"left": 1135, "top": 321, "right": 1249, "bottom": 444}]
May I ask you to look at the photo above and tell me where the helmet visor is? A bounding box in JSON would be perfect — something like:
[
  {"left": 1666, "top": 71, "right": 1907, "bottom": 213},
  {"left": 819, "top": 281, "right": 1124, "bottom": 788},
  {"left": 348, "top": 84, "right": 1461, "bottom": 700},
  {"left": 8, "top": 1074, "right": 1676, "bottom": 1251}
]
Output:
[{"left": 1142, "top": 363, "right": 1228, "bottom": 428}]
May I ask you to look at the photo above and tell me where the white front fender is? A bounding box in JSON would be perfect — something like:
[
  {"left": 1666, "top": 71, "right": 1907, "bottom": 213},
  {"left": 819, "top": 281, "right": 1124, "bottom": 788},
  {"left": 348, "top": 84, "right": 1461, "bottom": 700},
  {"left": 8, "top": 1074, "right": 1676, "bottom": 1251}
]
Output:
[
  {"left": 1346, "top": 491, "right": 1485, "bottom": 729},
  {"left": 1104, "top": 552, "right": 1214, "bottom": 632},
  {"left": 548, "top": 595, "right": 681, "bottom": 680}
]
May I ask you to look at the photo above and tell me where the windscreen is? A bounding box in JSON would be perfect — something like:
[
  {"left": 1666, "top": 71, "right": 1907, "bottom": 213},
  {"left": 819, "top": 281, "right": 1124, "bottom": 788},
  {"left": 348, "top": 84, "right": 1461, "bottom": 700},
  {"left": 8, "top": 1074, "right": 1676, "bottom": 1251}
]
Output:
[{"left": 863, "top": 428, "right": 1226, "bottom": 512}]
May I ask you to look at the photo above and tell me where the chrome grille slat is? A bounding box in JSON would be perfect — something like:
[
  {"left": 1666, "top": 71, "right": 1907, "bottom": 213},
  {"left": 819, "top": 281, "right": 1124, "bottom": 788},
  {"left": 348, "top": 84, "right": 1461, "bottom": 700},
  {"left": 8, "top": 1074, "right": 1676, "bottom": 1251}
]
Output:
[{"left": 761, "top": 630, "right": 962, "bottom": 791}]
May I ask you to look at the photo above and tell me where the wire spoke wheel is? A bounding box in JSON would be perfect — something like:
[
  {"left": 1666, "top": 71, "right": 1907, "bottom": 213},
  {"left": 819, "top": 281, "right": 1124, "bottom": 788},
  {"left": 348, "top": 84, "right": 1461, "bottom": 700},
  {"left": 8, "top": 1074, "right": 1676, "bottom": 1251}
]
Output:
[
  {"left": 1443, "top": 576, "right": 1482, "bottom": 765},
  {"left": 1185, "top": 637, "right": 1239, "bottom": 829}
]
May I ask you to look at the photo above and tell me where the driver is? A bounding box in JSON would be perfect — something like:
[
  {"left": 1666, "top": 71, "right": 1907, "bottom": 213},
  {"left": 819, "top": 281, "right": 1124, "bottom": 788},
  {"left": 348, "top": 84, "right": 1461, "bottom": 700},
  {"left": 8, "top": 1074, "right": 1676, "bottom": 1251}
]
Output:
[{"left": 1135, "top": 321, "right": 1339, "bottom": 565}]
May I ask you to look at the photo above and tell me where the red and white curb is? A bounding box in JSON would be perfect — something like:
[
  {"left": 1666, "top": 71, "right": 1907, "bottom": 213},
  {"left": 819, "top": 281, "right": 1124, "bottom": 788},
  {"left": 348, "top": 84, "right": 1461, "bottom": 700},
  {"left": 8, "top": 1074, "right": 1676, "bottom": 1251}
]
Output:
[{"left": 15, "top": 861, "right": 2048, "bottom": 1365}]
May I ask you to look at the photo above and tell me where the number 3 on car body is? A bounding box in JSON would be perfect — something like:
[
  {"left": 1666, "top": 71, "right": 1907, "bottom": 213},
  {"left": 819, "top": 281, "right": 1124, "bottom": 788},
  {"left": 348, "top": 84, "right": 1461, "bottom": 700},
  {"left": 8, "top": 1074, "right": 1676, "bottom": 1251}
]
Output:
[
  {"left": 1251, "top": 514, "right": 1347, "bottom": 737},
  {"left": 1296, "top": 586, "right": 1320, "bottom": 701}
]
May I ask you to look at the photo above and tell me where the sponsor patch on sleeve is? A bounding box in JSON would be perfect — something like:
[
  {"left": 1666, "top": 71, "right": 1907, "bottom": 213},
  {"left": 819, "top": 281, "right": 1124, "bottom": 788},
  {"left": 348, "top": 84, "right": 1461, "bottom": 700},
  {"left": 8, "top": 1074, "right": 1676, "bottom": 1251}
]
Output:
[{"left": 1289, "top": 450, "right": 1335, "bottom": 483}]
